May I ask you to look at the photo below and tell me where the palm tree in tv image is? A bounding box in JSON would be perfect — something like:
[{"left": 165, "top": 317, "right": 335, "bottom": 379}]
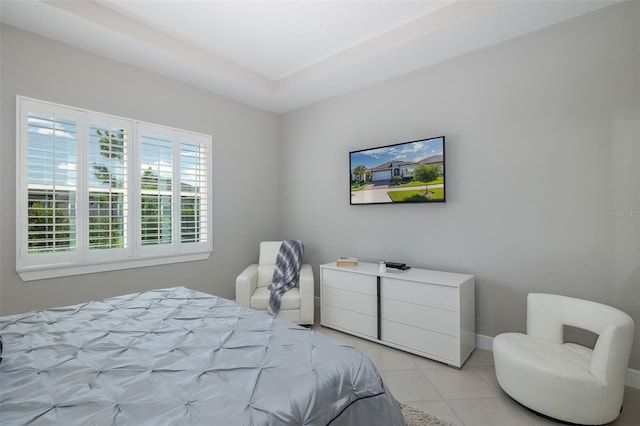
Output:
[{"left": 351, "top": 165, "right": 370, "bottom": 190}]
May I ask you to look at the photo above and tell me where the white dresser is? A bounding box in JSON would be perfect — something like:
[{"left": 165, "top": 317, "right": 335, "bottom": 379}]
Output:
[{"left": 320, "top": 262, "right": 475, "bottom": 368}]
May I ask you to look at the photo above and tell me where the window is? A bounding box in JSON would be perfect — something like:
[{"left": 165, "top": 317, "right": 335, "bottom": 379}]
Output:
[{"left": 17, "top": 97, "right": 212, "bottom": 280}]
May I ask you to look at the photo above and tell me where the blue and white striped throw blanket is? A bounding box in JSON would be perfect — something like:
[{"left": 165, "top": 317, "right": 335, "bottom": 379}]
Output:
[{"left": 268, "top": 240, "right": 305, "bottom": 316}]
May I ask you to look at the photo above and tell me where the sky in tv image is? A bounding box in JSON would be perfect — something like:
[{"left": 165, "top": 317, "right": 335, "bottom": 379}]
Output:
[{"left": 351, "top": 136, "right": 443, "bottom": 169}]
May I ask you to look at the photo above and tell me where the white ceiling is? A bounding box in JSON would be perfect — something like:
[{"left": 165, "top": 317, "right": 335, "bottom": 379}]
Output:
[{"left": 0, "top": 0, "right": 621, "bottom": 113}]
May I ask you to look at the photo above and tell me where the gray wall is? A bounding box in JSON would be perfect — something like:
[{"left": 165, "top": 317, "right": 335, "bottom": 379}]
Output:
[
  {"left": 281, "top": 2, "right": 640, "bottom": 369},
  {"left": 1, "top": 2, "right": 638, "bottom": 371},
  {"left": 0, "top": 25, "right": 282, "bottom": 314}
]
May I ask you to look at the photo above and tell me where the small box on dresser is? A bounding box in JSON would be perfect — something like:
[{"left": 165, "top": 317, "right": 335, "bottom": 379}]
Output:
[{"left": 320, "top": 262, "right": 475, "bottom": 368}]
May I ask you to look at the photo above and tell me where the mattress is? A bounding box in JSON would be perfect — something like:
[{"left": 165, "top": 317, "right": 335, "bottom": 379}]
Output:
[{"left": 0, "top": 286, "right": 404, "bottom": 425}]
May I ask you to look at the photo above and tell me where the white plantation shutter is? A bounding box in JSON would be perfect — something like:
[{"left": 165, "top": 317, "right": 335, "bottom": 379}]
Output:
[
  {"left": 86, "top": 114, "right": 132, "bottom": 260},
  {"left": 27, "top": 112, "right": 78, "bottom": 253},
  {"left": 179, "top": 136, "right": 210, "bottom": 252},
  {"left": 139, "top": 129, "right": 174, "bottom": 249},
  {"left": 16, "top": 97, "right": 212, "bottom": 280},
  {"left": 19, "top": 100, "right": 80, "bottom": 267}
]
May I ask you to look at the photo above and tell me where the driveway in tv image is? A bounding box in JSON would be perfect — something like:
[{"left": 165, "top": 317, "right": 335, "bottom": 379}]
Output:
[
  {"left": 351, "top": 181, "right": 444, "bottom": 204},
  {"left": 352, "top": 182, "right": 393, "bottom": 203}
]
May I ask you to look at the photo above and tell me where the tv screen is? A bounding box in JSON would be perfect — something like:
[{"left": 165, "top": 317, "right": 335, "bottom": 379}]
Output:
[{"left": 350, "top": 136, "right": 445, "bottom": 205}]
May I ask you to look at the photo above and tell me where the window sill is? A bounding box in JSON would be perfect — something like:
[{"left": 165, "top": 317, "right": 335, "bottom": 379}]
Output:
[{"left": 18, "top": 251, "right": 211, "bottom": 282}]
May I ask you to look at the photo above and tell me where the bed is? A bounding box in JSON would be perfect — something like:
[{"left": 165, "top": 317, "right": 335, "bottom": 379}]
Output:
[{"left": 0, "top": 286, "right": 404, "bottom": 425}]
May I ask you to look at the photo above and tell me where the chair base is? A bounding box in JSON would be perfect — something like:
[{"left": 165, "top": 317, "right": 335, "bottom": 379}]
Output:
[{"left": 502, "top": 390, "right": 599, "bottom": 426}]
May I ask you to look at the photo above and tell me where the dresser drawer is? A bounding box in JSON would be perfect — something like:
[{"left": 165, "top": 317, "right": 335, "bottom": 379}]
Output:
[
  {"left": 381, "top": 297, "right": 458, "bottom": 336},
  {"left": 322, "top": 305, "right": 377, "bottom": 339},
  {"left": 381, "top": 319, "right": 458, "bottom": 362},
  {"left": 322, "top": 268, "right": 376, "bottom": 295},
  {"left": 323, "top": 286, "right": 376, "bottom": 316},
  {"left": 381, "top": 278, "right": 458, "bottom": 311}
]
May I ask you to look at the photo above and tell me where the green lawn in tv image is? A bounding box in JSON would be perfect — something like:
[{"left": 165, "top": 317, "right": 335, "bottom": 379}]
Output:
[{"left": 350, "top": 136, "right": 445, "bottom": 204}]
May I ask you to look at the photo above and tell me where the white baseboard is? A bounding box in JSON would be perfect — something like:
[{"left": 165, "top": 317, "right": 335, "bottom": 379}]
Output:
[
  {"left": 475, "top": 333, "right": 494, "bottom": 352},
  {"left": 626, "top": 367, "right": 640, "bottom": 389},
  {"left": 476, "top": 334, "right": 640, "bottom": 390}
]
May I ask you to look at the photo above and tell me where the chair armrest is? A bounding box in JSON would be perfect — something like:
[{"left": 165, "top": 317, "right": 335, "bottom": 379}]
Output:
[
  {"left": 298, "top": 264, "right": 314, "bottom": 325},
  {"left": 236, "top": 264, "right": 258, "bottom": 307},
  {"left": 590, "top": 319, "right": 634, "bottom": 382},
  {"left": 590, "top": 319, "right": 634, "bottom": 419}
]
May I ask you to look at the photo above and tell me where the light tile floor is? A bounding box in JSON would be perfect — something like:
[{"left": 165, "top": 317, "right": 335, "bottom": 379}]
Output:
[{"left": 311, "top": 322, "right": 640, "bottom": 426}]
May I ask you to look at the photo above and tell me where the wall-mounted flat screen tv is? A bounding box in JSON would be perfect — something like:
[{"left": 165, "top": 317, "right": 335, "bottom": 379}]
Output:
[{"left": 350, "top": 136, "right": 445, "bottom": 205}]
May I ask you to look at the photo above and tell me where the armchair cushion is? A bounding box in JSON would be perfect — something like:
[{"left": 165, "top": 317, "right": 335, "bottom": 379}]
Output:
[
  {"left": 250, "top": 287, "right": 301, "bottom": 311},
  {"left": 257, "top": 241, "right": 282, "bottom": 287}
]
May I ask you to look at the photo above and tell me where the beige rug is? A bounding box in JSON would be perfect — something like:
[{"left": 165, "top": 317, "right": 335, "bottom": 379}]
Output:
[{"left": 399, "top": 402, "right": 454, "bottom": 426}]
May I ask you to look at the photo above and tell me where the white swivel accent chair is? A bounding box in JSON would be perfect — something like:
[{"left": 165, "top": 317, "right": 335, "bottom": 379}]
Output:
[
  {"left": 235, "top": 241, "right": 314, "bottom": 325},
  {"left": 493, "top": 293, "right": 635, "bottom": 425}
]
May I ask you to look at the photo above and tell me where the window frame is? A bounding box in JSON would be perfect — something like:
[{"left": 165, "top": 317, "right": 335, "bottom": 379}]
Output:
[{"left": 16, "top": 96, "right": 213, "bottom": 281}]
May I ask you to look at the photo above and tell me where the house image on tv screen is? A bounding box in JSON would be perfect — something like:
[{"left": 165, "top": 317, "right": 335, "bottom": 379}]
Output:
[
  {"left": 349, "top": 136, "right": 445, "bottom": 204},
  {"left": 367, "top": 155, "right": 443, "bottom": 182}
]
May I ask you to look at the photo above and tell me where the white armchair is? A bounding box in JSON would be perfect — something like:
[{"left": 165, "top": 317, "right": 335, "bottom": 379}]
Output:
[
  {"left": 493, "top": 293, "right": 635, "bottom": 425},
  {"left": 236, "top": 241, "right": 314, "bottom": 325}
]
